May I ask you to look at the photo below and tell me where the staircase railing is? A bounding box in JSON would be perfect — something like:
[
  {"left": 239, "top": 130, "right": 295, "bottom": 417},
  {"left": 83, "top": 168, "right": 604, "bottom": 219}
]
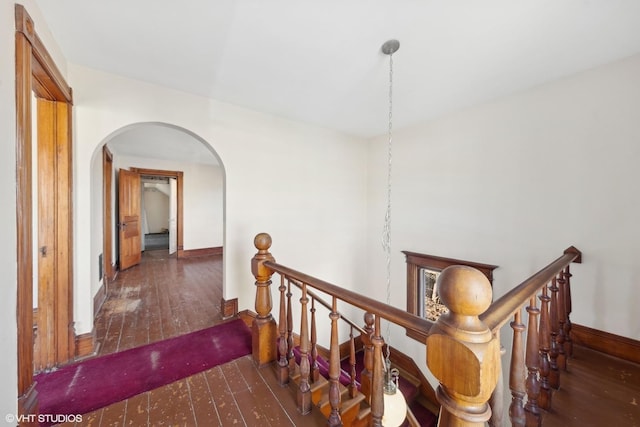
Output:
[
  {"left": 482, "top": 246, "right": 581, "bottom": 427},
  {"left": 250, "top": 233, "right": 581, "bottom": 427}
]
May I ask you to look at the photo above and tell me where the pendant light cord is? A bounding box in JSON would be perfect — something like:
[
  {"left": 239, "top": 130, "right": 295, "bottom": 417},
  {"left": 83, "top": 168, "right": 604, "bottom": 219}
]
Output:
[{"left": 382, "top": 50, "right": 394, "bottom": 363}]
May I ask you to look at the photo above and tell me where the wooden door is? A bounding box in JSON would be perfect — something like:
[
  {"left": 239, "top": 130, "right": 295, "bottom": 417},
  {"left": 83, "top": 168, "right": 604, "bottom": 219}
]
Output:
[
  {"left": 168, "top": 177, "right": 177, "bottom": 254},
  {"left": 34, "top": 98, "right": 74, "bottom": 372},
  {"left": 118, "top": 169, "right": 142, "bottom": 270},
  {"left": 16, "top": 5, "right": 75, "bottom": 415}
]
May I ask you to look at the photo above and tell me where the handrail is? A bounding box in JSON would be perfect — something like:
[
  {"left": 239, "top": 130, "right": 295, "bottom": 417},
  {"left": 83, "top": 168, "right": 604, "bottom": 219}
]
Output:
[
  {"left": 480, "top": 246, "right": 581, "bottom": 332},
  {"left": 264, "top": 260, "right": 435, "bottom": 338},
  {"left": 288, "top": 277, "right": 367, "bottom": 336},
  {"left": 252, "top": 233, "right": 583, "bottom": 427}
]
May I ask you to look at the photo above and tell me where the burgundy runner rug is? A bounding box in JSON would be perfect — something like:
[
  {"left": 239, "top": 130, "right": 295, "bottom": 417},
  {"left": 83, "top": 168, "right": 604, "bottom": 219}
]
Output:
[{"left": 35, "top": 318, "right": 251, "bottom": 418}]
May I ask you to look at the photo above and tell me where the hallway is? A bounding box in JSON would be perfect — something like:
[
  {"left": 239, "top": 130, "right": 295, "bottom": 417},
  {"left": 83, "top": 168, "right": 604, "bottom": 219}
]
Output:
[
  {"left": 94, "top": 250, "right": 224, "bottom": 357},
  {"left": 57, "top": 250, "right": 325, "bottom": 426}
]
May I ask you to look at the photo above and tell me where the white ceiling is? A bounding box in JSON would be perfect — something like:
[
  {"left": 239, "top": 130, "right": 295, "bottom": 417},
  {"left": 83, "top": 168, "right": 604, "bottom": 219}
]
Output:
[
  {"left": 35, "top": 0, "right": 640, "bottom": 140},
  {"left": 106, "top": 123, "right": 220, "bottom": 166}
]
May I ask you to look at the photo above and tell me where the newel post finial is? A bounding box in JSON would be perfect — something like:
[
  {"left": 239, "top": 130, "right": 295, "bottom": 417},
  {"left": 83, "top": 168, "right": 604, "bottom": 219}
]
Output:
[
  {"left": 251, "top": 233, "right": 277, "bottom": 366},
  {"left": 426, "top": 265, "right": 500, "bottom": 427}
]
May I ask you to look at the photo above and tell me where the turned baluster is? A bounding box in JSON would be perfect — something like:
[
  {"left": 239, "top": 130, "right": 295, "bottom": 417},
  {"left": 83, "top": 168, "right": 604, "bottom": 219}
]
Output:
[
  {"left": 370, "top": 315, "right": 385, "bottom": 427},
  {"left": 310, "top": 298, "right": 319, "bottom": 383},
  {"left": 426, "top": 266, "right": 500, "bottom": 427},
  {"left": 360, "top": 312, "right": 374, "bottom": 400},
  {"left": 251, "top": 233, "right": 277, "bottom": 366},
  {"left": 287, "top": 280, "right": 295, "bottom": 375},
  {"left": 562, "top": 265, "right": 574, "bottom": 358},
  {"left": 556, "top": 273, "right": 567, "bottom": 370},
  {"left": 548, "top": 277, "right": 560, "bottom": 389},
  {"left": 538, "top": 284, "right": 552, "bottom": 410},
  {"left": 327, "top": 296, "right": 342, "bottom": 426},
  {"left": 348, "top": 326, "right": 358, "bottom": 398},
  {"left": 509, "top": 309, "right": 526, "bottom": 427},
  {"left": 277, "top": 275, "right": 289, "bottom": 385},
  {"left": 297, "top": 283, "right": 312, "bottom": 414},
  {"left": 525, "top": 297, "right": 541, "bottom": 427}
]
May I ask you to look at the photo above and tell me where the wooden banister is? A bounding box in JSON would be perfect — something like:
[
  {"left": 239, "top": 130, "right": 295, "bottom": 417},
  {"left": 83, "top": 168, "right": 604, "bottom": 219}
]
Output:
[
  {"left": 480, "top": 247, "right": 581, "bottom": 332},
  {"left": 251, "top": 233, "right": 582, "bottom": 427},
  {"left": 263, "top": 260, "right": 435, "bottom": 336},
  {"left": 289, "top": 279, "right": 367, "bottom": 336},
  {"left": 427, "top": 266, "right": 500, "bottom": 426}
]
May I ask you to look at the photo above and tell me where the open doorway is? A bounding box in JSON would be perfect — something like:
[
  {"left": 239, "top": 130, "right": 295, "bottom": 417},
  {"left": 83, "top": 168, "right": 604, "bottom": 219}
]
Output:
[
  {"left": 141, "top": 175, "right": 178, "bottom": 254},
  {"left": 116, "top": 167, "right": 184, "bottom": 271},
  {"left": 96, "top": 123, "right": 227, "bottom": 351}
]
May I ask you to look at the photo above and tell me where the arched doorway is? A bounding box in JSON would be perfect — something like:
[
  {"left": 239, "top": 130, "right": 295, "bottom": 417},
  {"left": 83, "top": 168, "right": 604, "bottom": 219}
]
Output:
[{"left": 90, "top": 122, "right": 227, "bottom": 352}]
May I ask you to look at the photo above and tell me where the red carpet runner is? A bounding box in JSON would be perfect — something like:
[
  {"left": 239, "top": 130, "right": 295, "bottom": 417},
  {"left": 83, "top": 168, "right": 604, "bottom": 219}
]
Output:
[{"left": 35, "top": 318, "right": 251, "bottom": 419}]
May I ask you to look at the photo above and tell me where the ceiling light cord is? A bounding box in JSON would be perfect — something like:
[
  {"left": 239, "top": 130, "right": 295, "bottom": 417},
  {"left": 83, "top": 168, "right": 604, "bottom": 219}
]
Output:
[{"left": 381, "top": 44, "right": 395, "bottom": 367}]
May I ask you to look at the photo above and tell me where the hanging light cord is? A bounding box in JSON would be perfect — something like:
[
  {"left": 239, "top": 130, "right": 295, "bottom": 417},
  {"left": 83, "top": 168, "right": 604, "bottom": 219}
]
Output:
[{"left": 382, "top": 50, "right": 394, "bottom": 366}]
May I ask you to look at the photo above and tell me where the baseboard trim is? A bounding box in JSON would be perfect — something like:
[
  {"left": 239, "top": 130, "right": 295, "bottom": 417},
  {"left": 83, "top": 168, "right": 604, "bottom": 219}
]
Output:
[
  {"left": 571, "top": 323, "right": 640, "bottom": 364},
  {"left": 221, "top": 297, "right": 238, "bottom": 319},
  {"left": 75, "top": 331, "right": 96, "bottom": 360},
  {"left": 181, "top": 246, "right": 223, "bottom": 258},
  {"left": 93, "top": 281, "right": 107, "bottom": 316}
]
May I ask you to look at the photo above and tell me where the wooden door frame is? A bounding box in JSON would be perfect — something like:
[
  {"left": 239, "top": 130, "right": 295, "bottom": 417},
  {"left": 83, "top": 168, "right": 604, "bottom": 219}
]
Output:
[
  {"left": 15, "top": 4, "right": 74, "bottom": 416},
  {"left": 103, "top": 146, "right": 116, "bottom": 283},
  {"left": 130, "top": 168, "right": 185, "bottom": 258}
]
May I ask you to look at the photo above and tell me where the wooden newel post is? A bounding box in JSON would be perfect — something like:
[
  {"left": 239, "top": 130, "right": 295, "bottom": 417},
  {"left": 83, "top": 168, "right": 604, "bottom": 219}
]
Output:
[
  {"left": 426, "top": 266, "right": 500, "bottom": 427},
  {"left": 252, "top": 233, "right": 277, "bottom": 366}
]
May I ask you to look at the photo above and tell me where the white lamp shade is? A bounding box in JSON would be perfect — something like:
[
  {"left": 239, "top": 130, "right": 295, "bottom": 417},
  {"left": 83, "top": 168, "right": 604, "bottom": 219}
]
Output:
[{"left": 382, "top": 390, "right": 407, "bottom": 427}]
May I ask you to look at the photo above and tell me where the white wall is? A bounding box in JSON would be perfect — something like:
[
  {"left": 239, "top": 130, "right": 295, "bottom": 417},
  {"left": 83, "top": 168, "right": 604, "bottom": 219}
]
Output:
[
  {"left": 0, "top": 0, "right": 69, "bottom": 414},
  {"left": 75, "top": 65, "right": 369, "bottom": 335},
  {"left": 0, "top": 0, "right": 18, "bottom": 415},
  {"left": 144, "top": 185, "right": 170, "bottom": 233},
  {"left": 365, "top": 54, "right": 640, "bottom": 380}
]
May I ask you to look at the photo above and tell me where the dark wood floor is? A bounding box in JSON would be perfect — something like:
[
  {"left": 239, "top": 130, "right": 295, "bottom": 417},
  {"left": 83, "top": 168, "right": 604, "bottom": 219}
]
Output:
[
  {"left": 542, "top": 344, "right": 640, "bottom": 427},
  {"left": 58, "top": 250, "right": 326, "bottom": 427}
]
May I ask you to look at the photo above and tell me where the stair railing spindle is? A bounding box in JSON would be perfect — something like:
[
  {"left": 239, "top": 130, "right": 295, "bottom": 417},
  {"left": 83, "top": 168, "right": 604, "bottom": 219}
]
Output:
[
  {"left": 310, "top": 298, "right": 319, "bottom": 383},
  {"left": 277, "top": 275, "right": 289, "bottom": 385},
  {"left": 524, "top": 296, "right": 541, "bottom": 427},
  {"left": 538, "top": 284, "right": 552, "bottom": 410},
  {"left": 360, "top": 312, "right": 374, "bottom": 401},
  {"left": 327, "top": 296, "right": 342, "bottom": 426},
  {"left": 556, "top": 273, "right": 567, "bottom": 370},
  {"left": 297, "top": 283, "right": 312, "bottom": 414},
  {"left": 348, "top": 326, "right": 357, "bottom": 399},
  {"left": 287, "top": 280, "right": 295, "bottom": 376},
  {"left": 563, "top": 265, "right": 574, "bottom": 358},
  {"left": 509, "top": 309, "right": 526, "bottom": 427},
  {"left": 548, "top": 277, "right": 560, "bottom": 390}
]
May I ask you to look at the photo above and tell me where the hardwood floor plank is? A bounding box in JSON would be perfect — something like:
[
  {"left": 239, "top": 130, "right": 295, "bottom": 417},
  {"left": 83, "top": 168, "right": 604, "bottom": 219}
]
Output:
[
  {"left": 186, "top": 372, "right": 220, "bottom": 425},
  {"left": 235, "top": 356, "right": 295, "bottom": 426},
  {"left": 148, "top": 379, "right": 196, "bottom": 426},
  {"left": 203, "top": 366, "right": 246, "bottom": 426},
  {"left": 122, "top": 392, "right": 149, "bottom": 426},
  {"left": 98, "top": 399, "right": 127, "bottom": 426},
  {"left": 75, "top": 408, "right": 102, "bottom": 426},
  {"left": 542, "top": 345, "right": 640, "bottom": 427}
]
